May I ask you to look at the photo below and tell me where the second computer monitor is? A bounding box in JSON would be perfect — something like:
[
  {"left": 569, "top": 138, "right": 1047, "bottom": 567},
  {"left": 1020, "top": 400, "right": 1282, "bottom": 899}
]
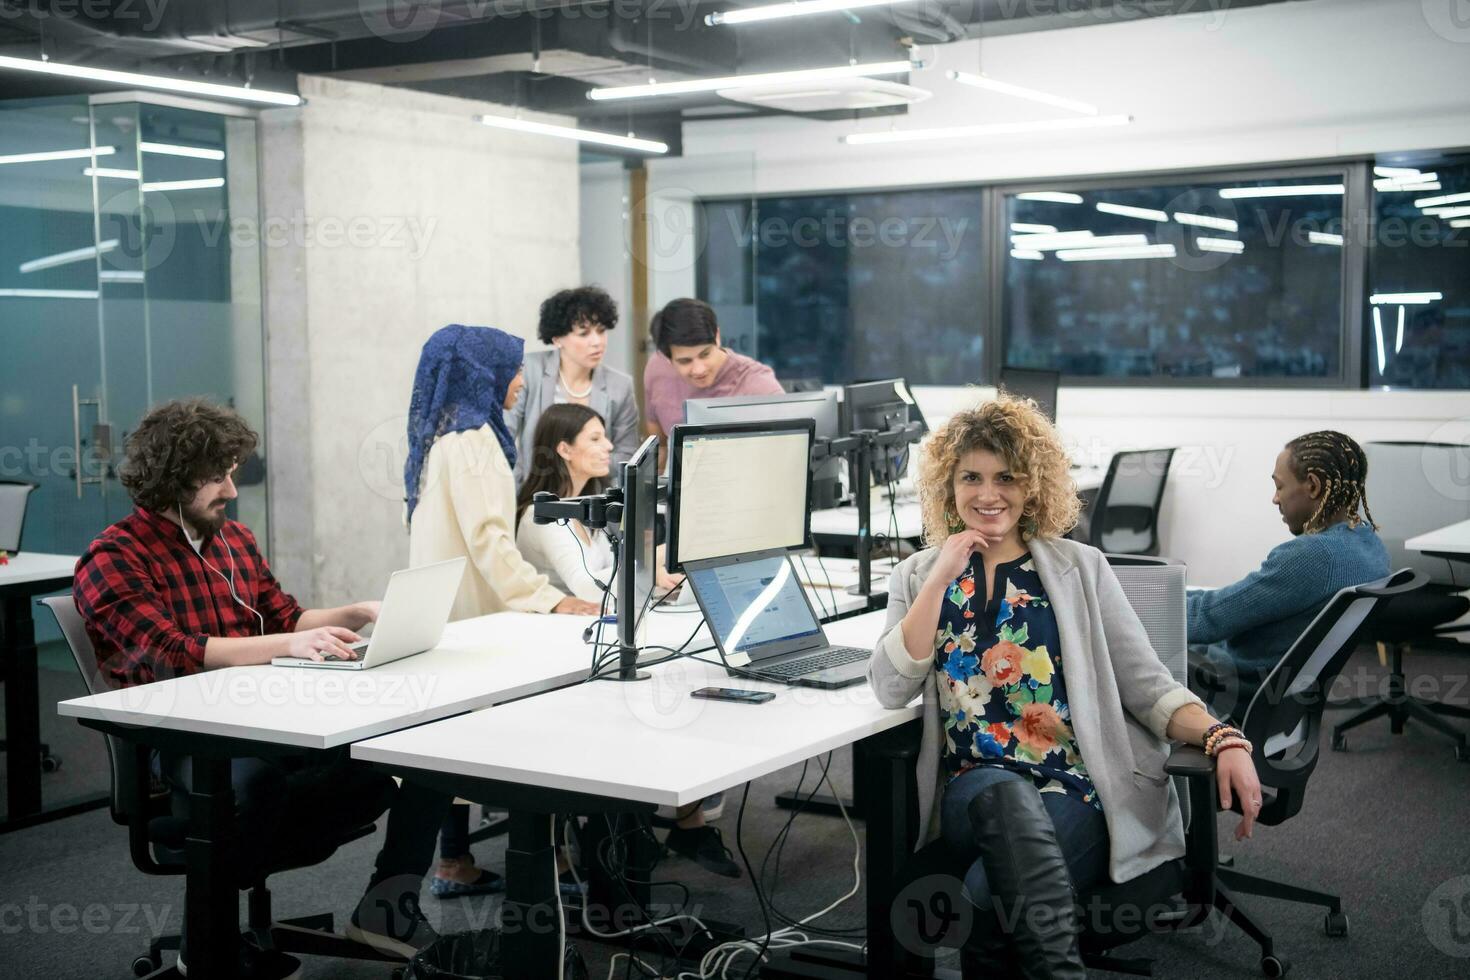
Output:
[
  {"left": 842, "top": 378, "right": 923, "bottom": 487},
  {"left": 665, "top": 419, "right": 814, "bottom": 573},
  {"left": 619, "top": 435, "right": 661, "bottom": 628},
  {"left": 999, "top": 367, "right": 1060, "bottom": 422},
  {"left": 685, "top": 390, "right": 842, "bottom": 509}
]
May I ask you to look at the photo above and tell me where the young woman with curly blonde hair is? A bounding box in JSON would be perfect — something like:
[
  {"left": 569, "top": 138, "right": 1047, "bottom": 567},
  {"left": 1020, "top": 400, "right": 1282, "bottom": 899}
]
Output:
[{"left": 867, "top": 396, "right": 1263, "bottom": 979}]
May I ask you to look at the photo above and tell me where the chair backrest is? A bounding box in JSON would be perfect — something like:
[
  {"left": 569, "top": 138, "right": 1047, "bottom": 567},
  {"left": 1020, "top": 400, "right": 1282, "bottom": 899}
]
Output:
[
  {"left": 999, "top": 367, "right": 1060, "bottom": 422},
  {"left": 1364, "top": 442, "right": 1470, "bottom": 586},
  {"left": 0, "top": 481, "right": 37, "bottom": 553},
  {"left": 1090, "top": 449, "right": 1176, "bottom": 555},
  {"left": 1108, "top": 555, "right": 1190, "bottom": 829},
  {"left": 1240, "top": 568, "right": 1425, "bottom": 823}
]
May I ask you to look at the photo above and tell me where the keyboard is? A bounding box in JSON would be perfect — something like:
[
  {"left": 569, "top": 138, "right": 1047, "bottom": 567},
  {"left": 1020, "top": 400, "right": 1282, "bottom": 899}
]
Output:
[{"left": 758, "top": 645, "right": 869, "bottom": 679}]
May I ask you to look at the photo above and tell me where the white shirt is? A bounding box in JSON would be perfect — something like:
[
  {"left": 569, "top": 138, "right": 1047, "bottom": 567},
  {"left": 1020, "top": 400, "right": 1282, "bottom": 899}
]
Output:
[{"left": 515, "top": 512, "right": 615, "bottom": 605}]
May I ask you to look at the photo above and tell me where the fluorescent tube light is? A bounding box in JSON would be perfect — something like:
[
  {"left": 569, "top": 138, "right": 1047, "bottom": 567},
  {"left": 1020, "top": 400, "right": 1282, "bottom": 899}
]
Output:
[
  {"left": 1217, "top": 184, "right": 1344, "bottom": 199},
  {"left": 99, "top": 269, "right": 145, "bottom": 283},
  {"left": 590, "top": 60, "right": 916, "bottom": 101},
  {"left": 1369, "top": 292, "right": 1441, "bottom": 304},
  {"left": 1395, "top": 305, "right": 1404, "bottom": 354},
  {"left": 1307, "top": 232, "right": 1344, "bottom": 246},
  {"left": 1056, "top": 244, "right": 1176, "bottom": 262},
  {"left": 1173, "top": 211, "right": 1238, "bottom": 233},
  {"left": 140, "top": 141, "right": 225, "bottom": 161},
  {"left": 1096, "top": 202, "right": 1167, "bottom": 222},
  {"left": 1372, "top": 307, "right": 1386, "bottom": 374},
  {"left": 841, "top": 114, "right": 1130, "bottom": 145},
  {"left": 1017, "top": 192, "right": 1083, "bottom": 204},
  {"left": 1197, "top": 237, "right": 1244, "bottom": 254},
  {"left": 945, "top": 71, "right": 1098, "bottom": 115},
  {"left": 1375, "top": 179, "right": 1440, "bottom": 192},
  {"left": 1450, "top": 218, "right": 1470, "bottom": 229},
  {"left": 477, "top": 114, "right": 667, "bottom": 153},
  {"left": 19, "top": 239, "right": 119, "bottom": 274},
  {"left": 83, "top": 167, "right": 140, "bottom": 180},
  {"left": 0, "top": 146, "right": 115, "bottom": 166},
  {"left": 1414, "top": 190, "right": 1470, "bottom": 208},
  {"left": 0, "top": 54, "right": 301, "bottom": 106},
  {"left": 1010, "top": 248, "right": 1044, "bottom": 261},
  {"left": 0, "top": 288, "right": 100, "bottom": 299},
  {"left": 1011, "top": 233, "right": 1147, "bottom": 252},
  {"left": 142, "top": 177, "right": 227, "bottom": 192},
  {"left": 1010, "top": 223, "right": 1057, "bottom": 234},
  {"left": 707, "top": 0, "right": 921, "bottom": 26},
  {"left": 1374, "top": 166, "right": 1422, "bottom": 178},
  {"left": 1425, "top": 206, "right": 1470, "bottom": 219}
]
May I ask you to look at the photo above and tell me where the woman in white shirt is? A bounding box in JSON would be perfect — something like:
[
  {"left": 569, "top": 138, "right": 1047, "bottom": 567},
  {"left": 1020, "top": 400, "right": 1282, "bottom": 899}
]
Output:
[{"left": 514, "top": 403, "right": 618, "bottom": 603}]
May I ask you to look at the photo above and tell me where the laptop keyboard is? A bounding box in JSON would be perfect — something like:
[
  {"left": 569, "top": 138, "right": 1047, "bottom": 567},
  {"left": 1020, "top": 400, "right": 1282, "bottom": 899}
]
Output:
[{"left": 759, "top": 646, "right": 868, "bottom": 679}]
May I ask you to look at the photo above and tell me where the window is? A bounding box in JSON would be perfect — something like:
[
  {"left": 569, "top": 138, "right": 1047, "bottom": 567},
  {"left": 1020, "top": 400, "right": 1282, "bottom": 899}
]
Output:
[
  {"left": 1367, "top": 153, "right": 1470, "bottom": 389},
  {"left": 1001, "top": 171, "right": 1350, "bottom": 382},
  {"left": 697, "top": 187, "right": 985, "bottom": 385}
]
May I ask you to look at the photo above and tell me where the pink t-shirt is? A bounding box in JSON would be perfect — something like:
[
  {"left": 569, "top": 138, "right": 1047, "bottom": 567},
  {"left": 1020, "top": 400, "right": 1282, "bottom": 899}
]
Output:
[{"left": 643, "top": 349, "right": 784, "bottom": 435}]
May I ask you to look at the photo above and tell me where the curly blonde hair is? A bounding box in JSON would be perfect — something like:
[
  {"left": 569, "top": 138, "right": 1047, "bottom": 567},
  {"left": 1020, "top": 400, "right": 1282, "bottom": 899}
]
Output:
[{"left": 916, "top": 396, "right": 1081, "bottom": 547}]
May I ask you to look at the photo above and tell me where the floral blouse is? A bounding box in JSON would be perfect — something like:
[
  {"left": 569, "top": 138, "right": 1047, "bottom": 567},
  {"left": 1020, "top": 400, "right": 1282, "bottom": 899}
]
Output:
[{"left": 934, "top": 551, "right": 1102, "bottom": 811}]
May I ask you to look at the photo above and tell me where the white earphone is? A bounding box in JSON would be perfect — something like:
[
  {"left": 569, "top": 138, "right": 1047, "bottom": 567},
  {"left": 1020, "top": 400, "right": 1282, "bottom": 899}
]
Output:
[{"left": 181, "top": 504, "right": 266, "bottom": 636}]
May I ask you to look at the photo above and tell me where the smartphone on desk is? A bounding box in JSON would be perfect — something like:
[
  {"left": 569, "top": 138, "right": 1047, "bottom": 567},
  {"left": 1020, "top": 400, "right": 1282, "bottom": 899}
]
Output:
[{"left": 691, "top": 687, "right": 775, "bottom": 704}]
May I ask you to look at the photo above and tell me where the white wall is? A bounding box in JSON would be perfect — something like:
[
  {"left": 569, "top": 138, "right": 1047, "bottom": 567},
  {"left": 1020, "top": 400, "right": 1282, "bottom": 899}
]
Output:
[
  {"left": 264, "top": 75, "right": 580, "bottom": 605},
  {"left": 572, "top": 0, "right": 1470, "bottom": 586},
  {"left": 579, "top": 160, "right": 635, "bottom": 376}
]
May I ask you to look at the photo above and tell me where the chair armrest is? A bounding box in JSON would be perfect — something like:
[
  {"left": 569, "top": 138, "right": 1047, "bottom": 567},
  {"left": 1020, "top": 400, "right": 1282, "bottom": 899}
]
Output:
[{"left": 1164, "top": 744, "right": 1215, "bottom": 779}]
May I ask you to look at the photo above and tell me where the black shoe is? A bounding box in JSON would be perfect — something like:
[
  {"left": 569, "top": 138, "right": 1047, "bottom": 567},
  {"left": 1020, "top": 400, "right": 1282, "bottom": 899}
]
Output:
[
  {"left": 347, "top": 887, "right": 439, "bottom": 959},
  {"left": 968, "top": 780, "right": 1086, "bottom": 980},
  {"left": 960, "top": 901, "right": 1022, "bottom": 980},
  {"left": 665, "top": 825, "right": 742, "bottom": 879}
]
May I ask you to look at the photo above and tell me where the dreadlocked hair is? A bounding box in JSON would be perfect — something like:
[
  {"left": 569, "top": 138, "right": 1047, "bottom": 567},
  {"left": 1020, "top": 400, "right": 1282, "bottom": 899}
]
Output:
[{"left": 1284, "top": 430, "right": 1377, "bottom": 534}]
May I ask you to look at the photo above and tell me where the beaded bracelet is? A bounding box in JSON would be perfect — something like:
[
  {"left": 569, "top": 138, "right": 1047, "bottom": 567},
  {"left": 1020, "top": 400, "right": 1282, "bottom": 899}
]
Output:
[
  {"left": 1205, "top": 726, "right": 1244, "bottom": 755},
  {"left": 1203, "top": 721, "right": 1233, "bottom": 744},
  {"left": 1208, "top": 736, "right": 1253, "bottom": 758}
]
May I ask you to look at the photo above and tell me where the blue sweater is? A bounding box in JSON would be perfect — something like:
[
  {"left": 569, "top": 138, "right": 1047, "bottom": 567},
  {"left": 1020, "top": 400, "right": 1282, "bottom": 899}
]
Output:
[{"left": 1188, "top": 521, "right": 1390, "bottom": 673}]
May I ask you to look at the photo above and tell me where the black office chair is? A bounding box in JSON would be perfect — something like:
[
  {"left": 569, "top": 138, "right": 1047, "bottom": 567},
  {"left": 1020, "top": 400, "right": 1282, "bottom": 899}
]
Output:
[
  {"left": 882, "top": 568, "right": 1424, "bottom": 979},
  {"left": 1, "top": 480, "right": 59, "bottom": 773},
  {"left": 1075, "top": 449, "right": 1176, "bottom": 556},
  {"left": 38, "top": 595, "right": 407, "bottom": 978}
]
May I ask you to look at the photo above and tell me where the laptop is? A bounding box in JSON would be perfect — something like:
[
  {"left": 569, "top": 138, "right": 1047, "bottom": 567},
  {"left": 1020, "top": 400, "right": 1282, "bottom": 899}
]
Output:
[
  {"left": 684, "top": 550, "right": 869, "bottom": 689},
  {"left": 272, "top": 557, "right": 467, "bottom": 670}
]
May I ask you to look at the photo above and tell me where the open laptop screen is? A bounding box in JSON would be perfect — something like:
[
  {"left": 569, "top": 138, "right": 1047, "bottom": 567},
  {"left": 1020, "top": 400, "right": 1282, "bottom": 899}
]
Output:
[{"left": 687, "top": 554, "right": 821, "bottom": 660}]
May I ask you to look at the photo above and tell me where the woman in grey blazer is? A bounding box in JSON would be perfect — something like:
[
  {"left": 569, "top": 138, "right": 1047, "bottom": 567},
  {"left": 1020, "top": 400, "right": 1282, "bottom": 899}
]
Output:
[
  {"left": 507, "top": 286, "right": 642, "bottom": 487},
  {"left": 869, "top": 397, "right": 1262, "bottom": 979}
]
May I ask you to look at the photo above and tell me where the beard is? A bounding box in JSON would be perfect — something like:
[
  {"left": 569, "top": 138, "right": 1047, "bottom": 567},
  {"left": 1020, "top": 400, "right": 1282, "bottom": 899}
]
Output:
[{"left": 183, "top": 498, "right": 230, "bottom": 537}]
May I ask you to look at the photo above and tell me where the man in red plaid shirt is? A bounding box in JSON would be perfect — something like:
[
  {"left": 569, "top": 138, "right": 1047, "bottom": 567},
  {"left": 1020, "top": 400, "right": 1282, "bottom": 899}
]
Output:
[{"left": 75, "top": 399, "right": 449, "bottom": 977}]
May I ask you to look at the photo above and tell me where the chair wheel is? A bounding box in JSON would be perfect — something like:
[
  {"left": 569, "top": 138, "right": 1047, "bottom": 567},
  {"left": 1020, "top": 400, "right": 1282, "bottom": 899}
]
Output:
[
  {"left": 40, "top": 753, "right": 62, "bottom": 773},
  {"left": 1331, "top": 734, "right": 1347, "bottom": 752},
  {"left": 1324, "top": 910, "right": 1348, "bottom": 937},
  {"left": 131, "top": 954, "right": 159, "bottom": 976},
  {"left": 1261, "top": 954, "right": 1290, "bottom": 977}
]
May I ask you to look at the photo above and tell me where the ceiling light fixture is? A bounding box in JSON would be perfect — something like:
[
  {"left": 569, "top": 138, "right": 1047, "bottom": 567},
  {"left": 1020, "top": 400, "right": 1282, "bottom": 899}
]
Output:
[
  {"left": 1414, "top": 190, "right": 1470, "bottom": 208},
  {"left": 1056, "top": 243, "right": 1176, "bottom": 262},
  {"left": 0, "top": 54, "right": 301, "bottom": 106},
  {"left": 0, "top": 146, "right": 115, "bottom": 166},
  {"left": 706, "top": 0, "right": 922, "bottom": 26},
  {"left": 1173, "top": 211, "right": 1238, "bottom": 233},
  {"left": 1017, "top": 191, "right": 1084, "bottom": 204},
  {"left": 590, "top": 60, "right": 917, "bottom": 101},
  {"left": 1010, "top": 233, "right": 1148, "bottom": 251},
  {"left": 1307, "top": 232, "right": 1344, "bottom": 246},
  {"left": 1374, "top": 166, "right": 1422, "bottom": 178},
  {"left": 83, "top": 167, "right": 140, "bottom": 180},
  {"left": 476, "top": 114, "right": 668, "bottom": 154},
  {"left": 140, "top": 141, "right": 226, "bottom": 161},
  {"left": 1010, "top": 223, "right": 1057, "bottom": 234},
  {"left": 142, "top": 177, "right": 226, "bottom": 192},
  {"left": 19, "top": 239, "right": 120, "bottom": 274},
  {"left": 945, "top": 71, "right": 1098, "bottom": 115},
  {"left": 1010, "top": 248, "right": 1044, "bottom": 260},
  {"left": 1197, "top": 237, "right": 1244, "bottom": 254},
  {"left": 1096, "top": 202, "right": 1168, "bottom": 222},
  {"left": 1369, "top": 292, "right": 1441, "bottom": 304},
  {"left": 841, "top": 113, "right": 1130, "bottom": 145},
  {"left": 1217, "top": 184, "right": 1344, "bottom": 199},
  {"left": 0, "top": 288, "right": 100, "bottom": 299}
]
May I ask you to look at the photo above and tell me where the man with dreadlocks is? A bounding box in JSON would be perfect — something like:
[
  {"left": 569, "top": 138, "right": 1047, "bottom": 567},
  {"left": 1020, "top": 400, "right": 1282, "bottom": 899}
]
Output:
[{"left": 1187, "top": 430, "right": 1389, "bottom": 718}]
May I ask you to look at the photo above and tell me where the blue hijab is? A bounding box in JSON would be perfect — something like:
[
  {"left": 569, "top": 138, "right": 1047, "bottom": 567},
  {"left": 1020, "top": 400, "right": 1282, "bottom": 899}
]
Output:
[{"left": 404, "top": 324, "right": 524, "bottom": 520}]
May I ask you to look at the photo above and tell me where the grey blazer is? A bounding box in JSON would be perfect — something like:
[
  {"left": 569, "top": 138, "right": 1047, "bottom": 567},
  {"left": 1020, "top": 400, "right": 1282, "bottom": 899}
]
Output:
[
  {"left": 507, "top": 348, "right": 642, "bottom": 487},
  {"left": 867, "top": 536, "right": 1205, "bottom": 885}
]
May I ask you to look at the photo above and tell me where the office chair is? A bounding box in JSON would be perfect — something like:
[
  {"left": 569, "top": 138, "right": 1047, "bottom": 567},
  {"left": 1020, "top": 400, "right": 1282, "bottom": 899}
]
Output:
[
  {"left": 38, "top": 595, "right": 407, "bottom": 978},
  {"left": 1075, "top": 449, "right": 1176, "bottom": 556},
  {"left": 0, "top": 480, "right": 59, "bottom": 773},
  {"left": 1331, "top": 442, "right": 1470, "bottom": 759},
  {"left": 880, "top": 566, "right": 1424, "bottom": 979}
]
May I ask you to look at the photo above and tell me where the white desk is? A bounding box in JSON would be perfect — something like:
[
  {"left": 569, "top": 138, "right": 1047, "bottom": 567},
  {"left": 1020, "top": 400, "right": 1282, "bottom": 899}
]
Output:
[
  {"left": 1, "top": 551, "right": 80, "bottom": 829},
  {"left": 352, "top": 612, "right": 918, "bottom": 977},
  {"left": 1407, "top": 519, "right": 1470, "bottom": 562}
]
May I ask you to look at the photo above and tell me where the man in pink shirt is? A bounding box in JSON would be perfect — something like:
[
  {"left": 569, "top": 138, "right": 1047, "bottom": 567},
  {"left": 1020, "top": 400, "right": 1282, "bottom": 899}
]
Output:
[{"left": 643, "top": 298, "right": 784, "bottom": 465}]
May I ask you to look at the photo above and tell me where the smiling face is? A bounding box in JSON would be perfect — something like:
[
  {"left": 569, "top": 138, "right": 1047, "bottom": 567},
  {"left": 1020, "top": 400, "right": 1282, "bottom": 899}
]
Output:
[
  {"left": 1272, "top": 448, "right": 1322, "bottom": 536},
  {"left": 559, "top": 416, "right": 613, "bottom": 487},
  {"left": 952, "top": 448, "right": 1027, "bottom": 549},
  {"left": 556, "top": 318, "right": 608, "bottom": 374},
  {"left": 667, "top": 334, "right": 728, "bottom": 389}
]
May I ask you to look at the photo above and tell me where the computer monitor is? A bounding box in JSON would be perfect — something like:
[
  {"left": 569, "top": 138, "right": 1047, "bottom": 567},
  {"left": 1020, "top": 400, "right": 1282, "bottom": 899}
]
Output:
[
  {"left": 999, "top": 367, "right": 1060, "bottom": 422},
  {"left": 619, "top": 435, "right": 660, "bottom": 631},
  {"left": 842, "top": 378, "right": 925, "bottom": 486},
  {"left": 666, "top": 419, "right": 814, "bottom": 574},
  {"left": 685, "top": 390, "right": 842, "bottom": 509}
]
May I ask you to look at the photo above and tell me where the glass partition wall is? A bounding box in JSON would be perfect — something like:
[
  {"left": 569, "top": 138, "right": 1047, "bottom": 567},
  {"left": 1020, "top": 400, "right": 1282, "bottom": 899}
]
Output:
[{"left": 0, "top": 96, "right": 268, "bottom": 570}]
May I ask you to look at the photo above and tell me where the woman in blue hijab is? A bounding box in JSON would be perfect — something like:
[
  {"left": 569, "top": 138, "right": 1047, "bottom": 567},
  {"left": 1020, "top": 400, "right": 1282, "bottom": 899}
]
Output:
[{"left": 405, "top": 325, "right": 599, "bottom": 896}]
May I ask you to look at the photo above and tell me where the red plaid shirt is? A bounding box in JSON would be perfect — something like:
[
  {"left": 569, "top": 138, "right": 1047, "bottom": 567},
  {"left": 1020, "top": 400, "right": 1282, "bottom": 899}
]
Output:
[{"left": 74, "top": 507, "right": 304, "bottom": 687}]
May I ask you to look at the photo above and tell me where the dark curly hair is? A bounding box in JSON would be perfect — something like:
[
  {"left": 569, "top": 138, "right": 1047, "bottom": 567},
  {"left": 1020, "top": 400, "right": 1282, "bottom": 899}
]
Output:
[
  {"left": 537, "top": 286, "right": 619, "bottom": 345},
  {"left": 118, "top": 399, "right": 258, "bottom": 512}
]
